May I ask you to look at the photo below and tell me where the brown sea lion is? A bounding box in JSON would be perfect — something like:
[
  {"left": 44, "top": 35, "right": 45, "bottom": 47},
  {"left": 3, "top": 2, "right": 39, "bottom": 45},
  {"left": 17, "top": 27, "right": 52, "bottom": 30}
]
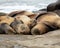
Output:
[{"left": 31, "top": 12, "right": 59, "bottom": 35}]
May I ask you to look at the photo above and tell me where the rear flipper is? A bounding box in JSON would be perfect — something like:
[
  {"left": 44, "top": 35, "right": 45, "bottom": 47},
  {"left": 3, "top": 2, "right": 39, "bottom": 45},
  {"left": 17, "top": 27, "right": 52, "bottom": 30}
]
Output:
[{"left": 0, "top": 23, "right": 16, "bottom": 34}]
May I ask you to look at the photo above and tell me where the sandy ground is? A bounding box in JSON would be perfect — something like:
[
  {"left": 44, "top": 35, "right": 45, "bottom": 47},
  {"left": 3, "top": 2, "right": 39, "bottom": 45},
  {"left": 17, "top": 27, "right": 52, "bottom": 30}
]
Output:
[{"left": 0, "top": 29, "right": 60, "bottom": 48}]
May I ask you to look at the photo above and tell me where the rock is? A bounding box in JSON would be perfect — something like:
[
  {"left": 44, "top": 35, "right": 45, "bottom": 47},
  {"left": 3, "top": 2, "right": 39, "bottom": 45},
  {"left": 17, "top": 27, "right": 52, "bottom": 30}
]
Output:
[
  {"left": 8, "top": 10, "right": 38, "bottom": 19},
  {"left": 47, "top": 1, "right": 60, "bottom": 11},
  {"left": 0, "top": 34, "right": 60, "bottom": 48},
  {"left": 44, "top": 29, "right": 60, "bottom": 37}
]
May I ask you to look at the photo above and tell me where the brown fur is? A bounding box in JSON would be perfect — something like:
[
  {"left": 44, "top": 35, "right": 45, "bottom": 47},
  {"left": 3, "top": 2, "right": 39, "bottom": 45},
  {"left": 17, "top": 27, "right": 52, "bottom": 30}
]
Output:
[
  {"left": 31, "top": 23, "right": 48, "bottom": 35},
  {"left": 0, "top": 16, "right": 14, "bottom": 25},
  {"left": 31, "top": 12, "right": 60, "bottom": 35},
  {"left": 10, "top": 19, "right": 30, "bottom": 34},
  {"left": 15, "top": 15, "right": 37, "bottom": 28},
  {"left": 54, "top": 17, "right": 60, "bottom": 28},
  {"left": 8, "top": 10, "right": 33, "bottom": 16},
  {"left": 36, "top": 12, "right": 59, "bottom": 23},
  {"left": 8, "top": 10, "right": 37, "bottom": 18}
]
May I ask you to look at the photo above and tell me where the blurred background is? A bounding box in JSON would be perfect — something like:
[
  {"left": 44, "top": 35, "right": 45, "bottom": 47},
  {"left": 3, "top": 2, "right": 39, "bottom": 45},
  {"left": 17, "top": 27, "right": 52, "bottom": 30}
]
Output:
[{"left": 0, "top": 0, "right": 57, "bottom": 13}]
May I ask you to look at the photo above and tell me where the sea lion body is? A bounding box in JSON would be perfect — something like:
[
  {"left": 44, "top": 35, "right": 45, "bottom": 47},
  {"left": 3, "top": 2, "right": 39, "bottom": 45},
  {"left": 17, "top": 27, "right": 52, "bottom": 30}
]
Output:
[{"left": 31, "top": 12, "right": 59, "bottom": 35}]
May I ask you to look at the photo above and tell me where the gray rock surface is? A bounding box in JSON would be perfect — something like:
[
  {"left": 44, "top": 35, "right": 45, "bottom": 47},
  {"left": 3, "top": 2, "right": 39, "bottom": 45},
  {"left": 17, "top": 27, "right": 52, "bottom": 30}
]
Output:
[{"left": 0, "top": 29, "right": 60, "bottom": 48}]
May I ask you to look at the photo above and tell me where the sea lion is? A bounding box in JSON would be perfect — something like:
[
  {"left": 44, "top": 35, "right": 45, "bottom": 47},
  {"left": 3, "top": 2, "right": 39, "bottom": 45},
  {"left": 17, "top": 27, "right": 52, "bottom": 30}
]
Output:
[{"left": 31, "top": 12, "right": 59, "bottom": 35}]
